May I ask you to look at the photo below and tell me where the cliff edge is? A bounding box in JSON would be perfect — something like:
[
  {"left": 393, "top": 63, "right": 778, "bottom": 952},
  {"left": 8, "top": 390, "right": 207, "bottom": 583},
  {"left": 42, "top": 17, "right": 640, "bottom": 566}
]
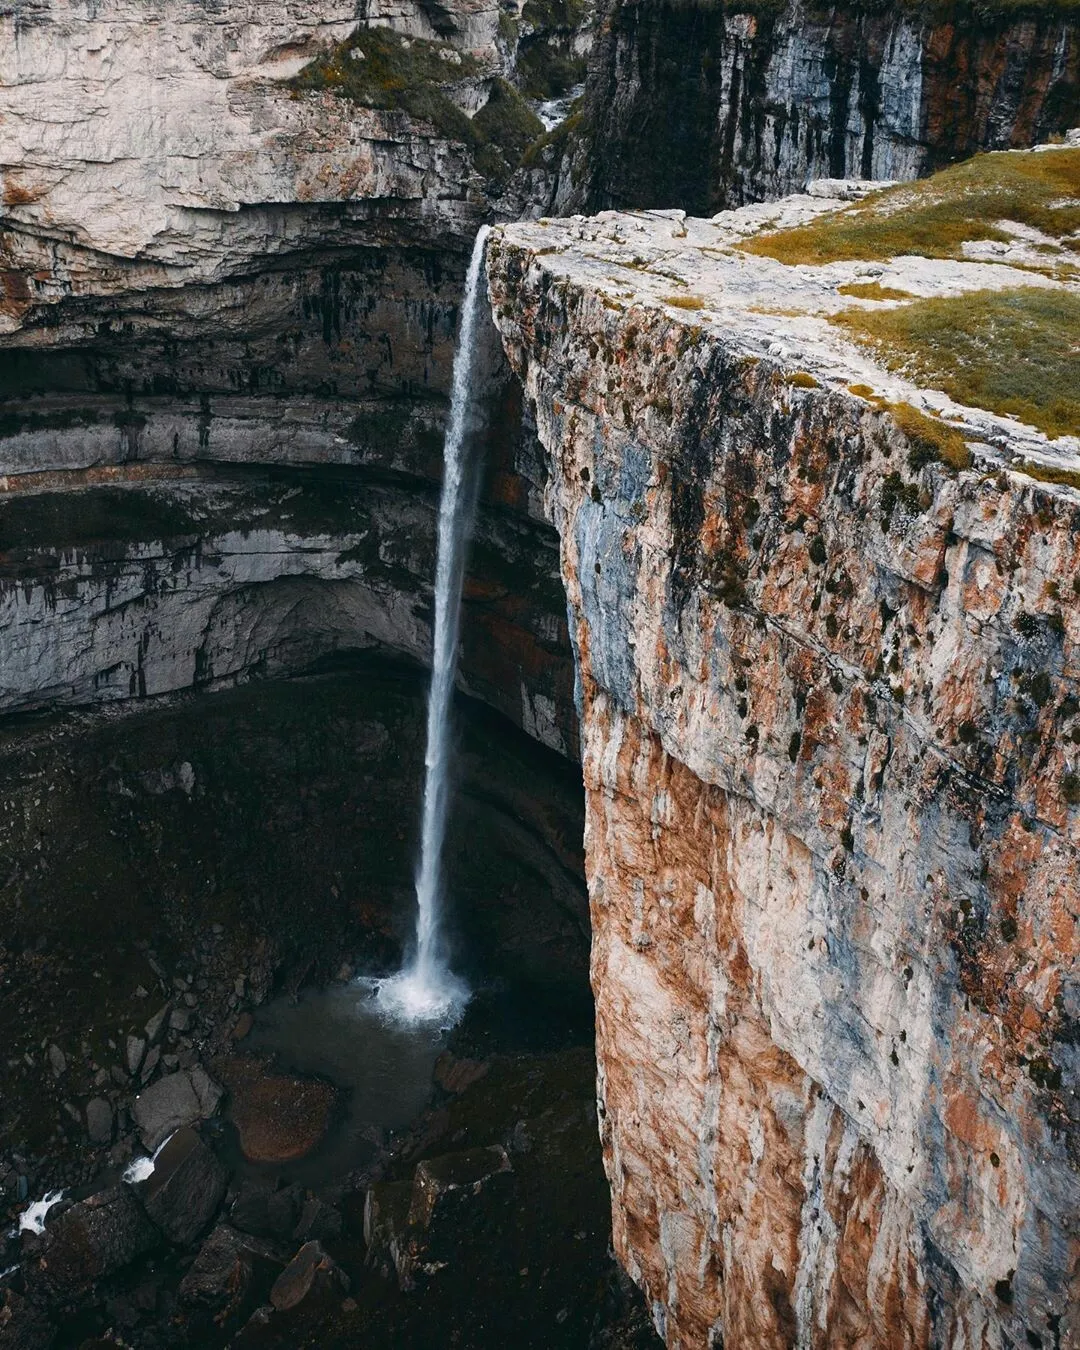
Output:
[{"left": 488, "top": 144, "right": 1080, "bottom": 1348}]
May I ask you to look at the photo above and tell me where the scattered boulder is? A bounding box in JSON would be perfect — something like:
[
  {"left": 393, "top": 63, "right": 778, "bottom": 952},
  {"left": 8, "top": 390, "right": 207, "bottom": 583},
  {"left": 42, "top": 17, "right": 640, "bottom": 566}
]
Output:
[
  {"left": 32, "top": 1187, "right": 158, "bottom": 1301},
  {"left": 46, "top": 1046, "right": 65, "bottom": 1078},
  {"left": 144, "top": 1005, "right": 170, "bottom": 1046},
  {"left": 178, "top": 1224, "right": 280, "bottom": 1328},
  {"left": 139, "top": 1127, "right": 229, "bottom": 1246},
  {"left": 214, "top": 1057, "right": 335, "bottom": 1165},
  {"left": 132, "top": 1067, "right": 223, "bottom": 1152},
  {"left": 85, "top": 1098, "right": 114, "bottom": 1145},
  {"left": 125, "top": 1036, "right": 146, "bottom": 1076},
  {"left": 409, "top": 1146, "right": 513, "bottom": 1230},
  {"left": 399, "top": 1147, "right": 514, "bottom": 1283},
  {"left": 363, "top": 1180, "right": 412, "bottom": 1270},
  {"left": 139, "top": 1046, "right": 161, "bottom": 1085},
  {"left": 229, "top": 1179, "right": 300, "bottom": 1243},
  {"left": 0, "top": 1288, "right": 53, "bottom": 1350},
  {"left": 268, "top": 1241, "right": 348, "bottom": 1313},
  {"left": 433, "top": 1051, "right": 490, "bottom": 1096}
]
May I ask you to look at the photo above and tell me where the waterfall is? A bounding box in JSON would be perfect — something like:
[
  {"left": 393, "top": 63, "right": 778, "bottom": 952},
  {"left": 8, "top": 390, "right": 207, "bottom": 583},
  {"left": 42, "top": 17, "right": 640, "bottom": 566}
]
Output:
[{"left": 377, "top": 226, "right": 489, "bottom": 1026}]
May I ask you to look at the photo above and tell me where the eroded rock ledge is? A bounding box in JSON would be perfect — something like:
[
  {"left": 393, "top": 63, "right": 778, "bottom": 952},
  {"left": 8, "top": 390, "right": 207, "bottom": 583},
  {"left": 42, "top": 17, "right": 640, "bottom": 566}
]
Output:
[{"left": 487, "top": 179, "right": 1080, "bottom": 1347}]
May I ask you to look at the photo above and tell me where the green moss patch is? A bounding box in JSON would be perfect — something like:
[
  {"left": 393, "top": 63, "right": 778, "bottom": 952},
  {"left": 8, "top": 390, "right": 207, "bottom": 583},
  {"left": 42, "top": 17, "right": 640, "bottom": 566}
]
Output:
[
  {"left": 1016, "top": 460, "right": 1080, "bottom": 491},
  {"left": 290, "top": 27, "right": 478, "bottom": 143},
  {"left": 291, "top": 29, "right": 547, "bottom": 186},
  {"left": 471, "top": 78, "right": 545, "bottom": 186},
  {"left": 832, "top": 287, "right": 1080, "bottom": 439},
  {"left": 742, "top": 148, "right": 1080, "bottom": 266}
]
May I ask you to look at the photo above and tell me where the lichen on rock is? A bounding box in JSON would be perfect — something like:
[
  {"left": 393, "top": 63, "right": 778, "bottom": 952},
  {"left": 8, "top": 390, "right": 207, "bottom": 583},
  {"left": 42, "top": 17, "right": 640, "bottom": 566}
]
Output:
[{"left": 487, "top": 151, "right": 1080, "bottom": 1347}]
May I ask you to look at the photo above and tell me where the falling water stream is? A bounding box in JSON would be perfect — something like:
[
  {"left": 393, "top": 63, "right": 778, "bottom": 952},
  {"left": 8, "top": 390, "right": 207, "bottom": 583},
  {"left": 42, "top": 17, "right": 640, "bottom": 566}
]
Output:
[{"left": 376, "top": 226, "right": 490, "bottom": 1026}]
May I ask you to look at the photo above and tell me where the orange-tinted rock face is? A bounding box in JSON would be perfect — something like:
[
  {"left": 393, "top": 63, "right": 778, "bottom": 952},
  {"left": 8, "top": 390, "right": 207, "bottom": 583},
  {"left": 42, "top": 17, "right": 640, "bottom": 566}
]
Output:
[{"left": 488, "top": 231, "right": 1080, "bottom": 1347}]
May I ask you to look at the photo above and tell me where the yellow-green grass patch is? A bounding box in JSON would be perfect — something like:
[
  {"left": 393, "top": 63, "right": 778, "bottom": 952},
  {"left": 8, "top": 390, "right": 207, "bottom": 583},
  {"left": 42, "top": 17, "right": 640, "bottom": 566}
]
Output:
[
  {"left": 886, "top": 401, "right": 972, "bottom": 472},
  {"left": 741, "top": 148, "right": 1080, "bottom": 266},
  {"left": 831, "top": 287, "right": 1080, "bottom": 439},
  {"left": 1016, "top": 460, "right": 1080, "bottom": 491},
  {"left": 837, "top": 281, "right": 916, "bottom": 301},
  {"left": 663, "top": 294, "right": 706, "bottom": 310}
]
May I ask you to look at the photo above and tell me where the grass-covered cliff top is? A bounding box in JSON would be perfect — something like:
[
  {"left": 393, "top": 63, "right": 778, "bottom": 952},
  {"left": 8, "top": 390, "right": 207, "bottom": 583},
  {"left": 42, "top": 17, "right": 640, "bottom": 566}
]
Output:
[
  {"left": 740, "top": 147, "right": 1080, "bottom": 438},
  {"left": 742, "top": 148, "right": 1080, "bottom": 266},
  {"left": 834, "top": 288, "right": 1080, "bottom": 438}
]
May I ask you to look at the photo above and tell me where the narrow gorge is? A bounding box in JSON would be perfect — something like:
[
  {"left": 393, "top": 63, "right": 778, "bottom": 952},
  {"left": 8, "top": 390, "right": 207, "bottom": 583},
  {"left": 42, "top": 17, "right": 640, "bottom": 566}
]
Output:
[{"left": 1, "top": 1, "right": 1079, "bottom": 1347}]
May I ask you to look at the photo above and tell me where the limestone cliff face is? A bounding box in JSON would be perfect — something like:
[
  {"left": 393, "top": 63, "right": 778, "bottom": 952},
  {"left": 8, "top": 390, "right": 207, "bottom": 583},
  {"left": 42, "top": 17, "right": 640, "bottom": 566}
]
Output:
[
  {"left": 487, "top": 199, "right": 1080, "bottom": 1347},
  {"left": 0, "top": 0, "right": 584, "bottom": 752},
  {"left": 560, "top": 0, "right": 1080, "bottom": 214}
]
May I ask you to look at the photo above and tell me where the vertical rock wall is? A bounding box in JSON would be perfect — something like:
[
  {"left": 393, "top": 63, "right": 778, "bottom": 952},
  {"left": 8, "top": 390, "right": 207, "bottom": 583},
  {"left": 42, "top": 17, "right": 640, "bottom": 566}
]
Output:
[
  {"left": 487, "top": 229, "right": 1080, "bottom": 1348},
  {"left": 561, "top": 0, "right": 1080, "bottom": 214}
]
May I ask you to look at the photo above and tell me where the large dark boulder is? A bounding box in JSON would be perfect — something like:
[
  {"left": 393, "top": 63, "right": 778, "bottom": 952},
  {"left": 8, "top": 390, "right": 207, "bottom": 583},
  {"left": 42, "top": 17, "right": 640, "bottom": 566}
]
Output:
[
  {"left": 178, "top": 1224, "right": 281, "bottom": 1330},
  {"left": 132, "top": 1068, "right": 223, "bottom": 1152},
  {"left": 139, "top": 1127, "right": 229, "bottom": 1247},
  {"left": 31, "top": 1187, "right": 158, "bottom": 1302}
]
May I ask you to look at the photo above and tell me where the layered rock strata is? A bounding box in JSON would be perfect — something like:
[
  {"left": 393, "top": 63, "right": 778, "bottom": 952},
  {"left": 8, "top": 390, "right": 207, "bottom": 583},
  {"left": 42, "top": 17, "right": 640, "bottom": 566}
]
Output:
[
  {"left": 0, "top": 0, "right": 586, "bottom": 751},
  {"left": 488, "top": 189, "right": 1080, "bottom": 1346},
  {"left": 563, "top": 0, "right": 1080, "bottom": 214}
]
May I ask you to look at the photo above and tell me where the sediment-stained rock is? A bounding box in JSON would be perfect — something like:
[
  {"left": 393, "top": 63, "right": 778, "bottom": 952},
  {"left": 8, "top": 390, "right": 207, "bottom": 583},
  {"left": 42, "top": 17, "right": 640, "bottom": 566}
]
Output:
[{"left": 487, "top": 176, "right": 1080, "bottom": 1347}]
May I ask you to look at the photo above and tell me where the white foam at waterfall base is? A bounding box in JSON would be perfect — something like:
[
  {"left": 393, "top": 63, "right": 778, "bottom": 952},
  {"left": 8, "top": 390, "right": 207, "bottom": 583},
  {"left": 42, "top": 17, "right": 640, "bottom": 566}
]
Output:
[
  {"left": 19, "top": 1189, "right": 64, "bottom": 1235},
  {"left": 376, "top": 226, "right": 489, "bottom": 1029}
]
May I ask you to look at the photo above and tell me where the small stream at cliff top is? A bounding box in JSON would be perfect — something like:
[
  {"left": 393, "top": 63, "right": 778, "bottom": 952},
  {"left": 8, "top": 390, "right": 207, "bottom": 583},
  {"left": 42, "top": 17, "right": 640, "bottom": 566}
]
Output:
[{"left": 375, "top": 226, "right": 490, "bottom": 1029}]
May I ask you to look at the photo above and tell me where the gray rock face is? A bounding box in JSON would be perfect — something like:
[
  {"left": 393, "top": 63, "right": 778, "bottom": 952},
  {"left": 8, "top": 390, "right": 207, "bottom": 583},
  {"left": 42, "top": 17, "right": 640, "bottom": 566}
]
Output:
[
  {"left": 139, "top": 1127, "right": 229, "bottom": 1246},
  {"left": 133, "top": 1068, "right": 223, "bottom": 1152},
  {"left": 561, "top": 0, "right": 1080, "bottom": 214},
  {"left": 85, "top": 1098, "right": 114, "bottom": 1145}
]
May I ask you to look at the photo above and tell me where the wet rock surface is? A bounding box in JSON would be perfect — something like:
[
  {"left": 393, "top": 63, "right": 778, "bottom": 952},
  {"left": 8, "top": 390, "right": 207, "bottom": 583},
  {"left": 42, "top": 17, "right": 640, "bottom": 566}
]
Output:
[
  {"left": 139, "top": 1128, "right": 230, "bottom": 1247},
  {"left": 215, "top": 1059, "right": 337, "bottom": 1166}
]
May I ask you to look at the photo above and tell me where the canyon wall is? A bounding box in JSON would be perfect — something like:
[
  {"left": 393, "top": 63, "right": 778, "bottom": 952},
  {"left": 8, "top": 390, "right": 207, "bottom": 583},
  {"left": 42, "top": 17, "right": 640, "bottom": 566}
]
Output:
[
  {"left": 0, "top": 0, "right": 584, "bottom": 752},
  {"left": 559, "top": 0, "right": 1080, "bottom": 214},
  {"left": 488, "top": 201, "right": 1080, "bottom": 1348}
]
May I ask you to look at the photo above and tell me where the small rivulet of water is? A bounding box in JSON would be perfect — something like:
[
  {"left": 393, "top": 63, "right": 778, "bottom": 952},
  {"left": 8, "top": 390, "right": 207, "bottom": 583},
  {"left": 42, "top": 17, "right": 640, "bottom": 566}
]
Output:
[{"left": 376, "top": 225, "right": 490, "bottom": 1028}]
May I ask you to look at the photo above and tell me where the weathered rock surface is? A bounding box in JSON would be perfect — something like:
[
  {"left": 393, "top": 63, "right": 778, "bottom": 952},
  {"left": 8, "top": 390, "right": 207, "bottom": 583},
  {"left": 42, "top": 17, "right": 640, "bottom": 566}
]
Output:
[
  {"left": 488, "top": 181, "right": 1080, "bottom": 1347},
  {"left": 133, "top": 1067, "right": 223, "bottom": 1152},
  {"left": 31, "top": 1187, "right": 158, "bottom": 1301},
  {"left": 563, "top": 0, "right": 1080, "bottom": 214},
  {"left": 215, "top": 1056, "right": 337, "bottom": 1165},
  {"left": 0, "top": 0, "right": 575, "bottom": 327},
  {"left": 139, "top": 1126, "right": 230, "bottom": 1246}
]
